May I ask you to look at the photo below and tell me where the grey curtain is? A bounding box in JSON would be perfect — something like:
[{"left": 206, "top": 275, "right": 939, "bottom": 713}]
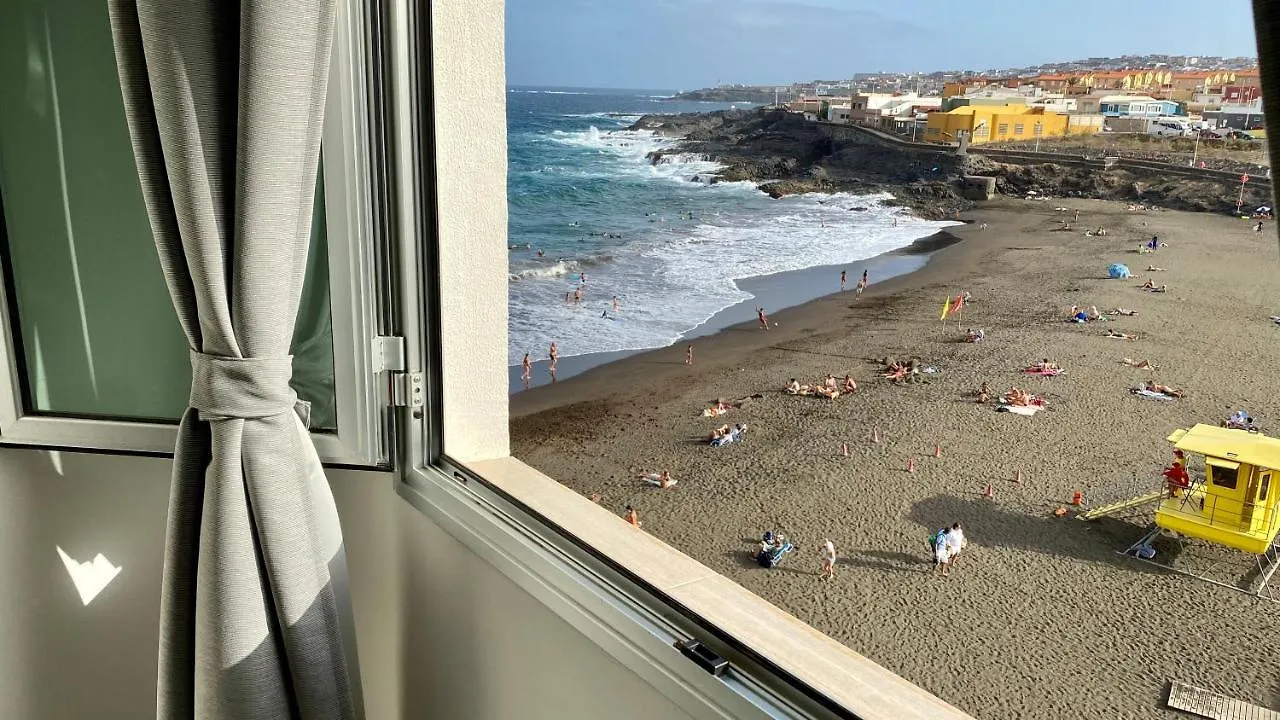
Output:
[{"left": 107, "top": 1, "right": 354, "bottom": 718}]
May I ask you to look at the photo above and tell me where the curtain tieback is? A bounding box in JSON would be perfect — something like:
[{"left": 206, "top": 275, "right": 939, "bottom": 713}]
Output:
[{"left": 189, "top": 350, "right": 311, "bottom": 426}]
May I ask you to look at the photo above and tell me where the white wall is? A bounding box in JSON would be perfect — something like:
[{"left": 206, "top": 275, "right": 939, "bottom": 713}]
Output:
[{"left": 0, "top": 450, "right": 694, "bottom": 720}]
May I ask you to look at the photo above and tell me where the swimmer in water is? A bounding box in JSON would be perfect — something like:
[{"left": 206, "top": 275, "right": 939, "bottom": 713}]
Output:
[
  {"left": 612, "top": 296, "right": 620, "bottom": 312},
  {"left": 537, "top": 249, "right": 545, "bottom": 257}
]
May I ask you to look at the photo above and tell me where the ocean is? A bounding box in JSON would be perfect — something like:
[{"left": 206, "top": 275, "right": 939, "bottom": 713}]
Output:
[{"left": 507, "top": 86, "right": 958, "bottom": 388}]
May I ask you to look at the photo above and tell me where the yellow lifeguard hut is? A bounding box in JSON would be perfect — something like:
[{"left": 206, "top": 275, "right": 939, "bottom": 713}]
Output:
[{"left": 1156, "top": 424, "right": 1280, "bottom": 554}]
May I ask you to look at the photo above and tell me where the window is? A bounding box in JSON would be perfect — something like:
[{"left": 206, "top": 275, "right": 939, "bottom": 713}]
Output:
[
  {"left": 996, "top": 123, "right": 1009, "bottom": 135},
  {"left": 1261, "top": 472, "right": 1272, "bottom": 502},
  {"left": 0, "top": 0, "right": 391, "bottom": 465},
  {"left": 1209, "top": 460, "right": 1239, "bottom": 490},
  {"left": 1014, "top": 123, "right": 1024, "bottom": 135}
]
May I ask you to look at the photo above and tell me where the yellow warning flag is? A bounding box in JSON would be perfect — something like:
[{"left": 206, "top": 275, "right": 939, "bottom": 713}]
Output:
[{"left": 940, "top": 296, "right": 951, "bottom": 321}]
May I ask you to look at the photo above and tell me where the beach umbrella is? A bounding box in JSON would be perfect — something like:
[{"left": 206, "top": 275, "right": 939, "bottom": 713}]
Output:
[{"left": 1108, "top": 263, "right": 1132, "bottom": 279}]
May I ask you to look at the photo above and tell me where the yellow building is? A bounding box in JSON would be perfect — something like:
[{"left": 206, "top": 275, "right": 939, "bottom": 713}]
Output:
[{"left": 922, "top": 104, "right": 1100, "bottom": 145}]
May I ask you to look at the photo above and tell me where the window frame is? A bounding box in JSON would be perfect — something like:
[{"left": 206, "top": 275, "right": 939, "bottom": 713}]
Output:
[{"left": 0, "top": 0, "right": 394, "bottom": 467}]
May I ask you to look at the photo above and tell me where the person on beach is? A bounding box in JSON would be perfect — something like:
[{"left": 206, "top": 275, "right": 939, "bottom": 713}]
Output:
[
  {"left": 1073, "top": 209, "right": 1080, "bottom": 223},
  {"left": 945, "top": 523, "right": 967, "bottom": 569},
  {"left": 859, "top": 269, "right": 869, "bottom": 296},
  {"left": 931, "top": 527, "right": 951, "bottom": 575},
  {"left": 785, "top": 378, "right": 801, "bottom": 394},
  {"left": 977, "top": 381, "right": 992, "bottom": 404},
  {"left": 549, "top": 342, "right": 559, "bottom": 371},
  {"left": 685, "top": 345, "right": 694, "bottom": 365},
  {"left": 1106, "top": 331, "right": 1138, "bottom": 341},
  {"left": 612, "top": 295, "right": 620, "bottom": 312},
  {"left": 624, "top": 505, "right": 641, "bottom": 528},
  {"left": 840, "top": 270, "right": 847, "bottom": 291},
  {"left": 1256, "top": 220, "right": 1265, "bottom": 233},
  {"left": 521, "top": 352, "right": 532, "bottom": 386},
  {"left": 757, "top": 306, "right": 770, "bottom": 330},
  {"left": 843, "top": 375, "right": 857, "bottom": 393},
  {"left": 1146, "top": 265, "right": 1164, "bottom": 272},
  {"left": 818, "top": 539, "right": 837, "bottom": 581}
]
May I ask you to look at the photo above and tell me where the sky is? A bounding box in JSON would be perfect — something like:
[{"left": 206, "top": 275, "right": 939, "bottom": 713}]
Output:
[{"left": 505, "top": 0, "right": 1259, "bottom": 90}]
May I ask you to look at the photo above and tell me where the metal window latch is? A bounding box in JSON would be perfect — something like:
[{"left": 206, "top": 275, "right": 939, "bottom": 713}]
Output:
[
  {"left": 373, "top": 336, "right": 423, "bottom": 408},
  {"left": 674, "top": 639, "right": 728, "bottom": 677}
]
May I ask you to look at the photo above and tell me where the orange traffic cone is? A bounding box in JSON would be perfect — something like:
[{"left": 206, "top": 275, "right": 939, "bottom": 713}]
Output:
[
  {"left": 933, "top": 442, "right": 942, "bottom": 458},
  {"left": 1071, "top": 490, "right": 1083, "bottom": 507},
  {"left": 871, "top": 427, "right": 880, "bottom": 443},
  {"left": 1014, "top": 469, "right": 1023, "bottom": 484},
  {"left": 841, "top": 443, "right": 849, "bottom": 457},
  {"left": 906, "top": 458, "right": 916, "bottom": 473},
  {"left": 983, "top": 482, "right": 995, "bottom": 498}
]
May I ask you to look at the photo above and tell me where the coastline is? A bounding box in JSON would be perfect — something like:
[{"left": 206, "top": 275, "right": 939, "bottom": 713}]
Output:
[
  {"left": 509, "top": 196, "right": 1280, "bottom": 718},
  {"left": 509, "top": 229, "right": 962, "bottom": 395}
]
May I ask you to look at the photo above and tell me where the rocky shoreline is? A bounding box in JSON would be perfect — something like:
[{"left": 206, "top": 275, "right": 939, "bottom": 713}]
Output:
[{"left": 629, "top": 108, "right": 1272, "bottom": 219}]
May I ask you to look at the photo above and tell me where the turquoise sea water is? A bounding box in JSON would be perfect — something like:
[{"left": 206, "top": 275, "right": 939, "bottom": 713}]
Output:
[{"left": 507, "top": 87, "right": 956, "bottom": 369}]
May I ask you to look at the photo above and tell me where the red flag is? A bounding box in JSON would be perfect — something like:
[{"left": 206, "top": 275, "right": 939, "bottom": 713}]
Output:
[{"left": 951, "top": 292, "right": 966, "bottom": 313}]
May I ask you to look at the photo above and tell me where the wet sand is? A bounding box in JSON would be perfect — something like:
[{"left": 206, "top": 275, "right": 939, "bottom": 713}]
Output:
[{"left": 511, "top": 197, "right": 1280, "bottom": 719}]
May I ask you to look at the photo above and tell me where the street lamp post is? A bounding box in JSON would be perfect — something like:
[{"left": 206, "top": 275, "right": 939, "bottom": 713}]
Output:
[{"left": 1190, "top": 130, "right": 1201, "bottom": 168}]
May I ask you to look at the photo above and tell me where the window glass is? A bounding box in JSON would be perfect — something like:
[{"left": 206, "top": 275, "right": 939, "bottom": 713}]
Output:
[
  {"left": 1210, "top": 463, "right": 1239, "bottom": 490},
  {"left": 0, "top": 0, "right": 335, "bottom": 428}
]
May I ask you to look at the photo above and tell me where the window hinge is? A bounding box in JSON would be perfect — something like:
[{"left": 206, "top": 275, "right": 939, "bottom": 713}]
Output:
[
  {"left": 391, "top": 371, "right": 424, "bottom": 408},
  {"left": 372, "top": 335, "right": 407, "bottom": 373}
]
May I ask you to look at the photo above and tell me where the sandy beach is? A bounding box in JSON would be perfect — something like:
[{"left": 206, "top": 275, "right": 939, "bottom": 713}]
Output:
[{"left": 511, "top": 197, "right": 1280, "bottom": 719}]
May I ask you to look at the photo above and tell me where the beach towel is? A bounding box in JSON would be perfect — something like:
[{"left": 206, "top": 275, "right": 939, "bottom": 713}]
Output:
[
  {"left": 1108, "top": 263, "right": 1132, "bottom": 279},
  {"left": 1131, "top": 388, "right": 1175, "bottom": 401},
  {"left": 642, "top": 477, "right": 678, "bottom": 487},
  {"left": 922, "top": 366, "right": 941, "bottom": 374},
  {"left": 997, "top": 404, "right": 1040, "bottom": 416}
]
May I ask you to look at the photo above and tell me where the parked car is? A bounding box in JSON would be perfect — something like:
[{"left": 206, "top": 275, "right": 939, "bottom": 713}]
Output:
[
  {"left": 1199, "top": 128, "right": 1227, "bottom": 139},
  {"left": 1226, "top": 130, "right": 1257, "bottom": 141}
]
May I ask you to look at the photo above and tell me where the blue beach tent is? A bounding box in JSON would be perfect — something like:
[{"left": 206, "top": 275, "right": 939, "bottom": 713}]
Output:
[{"left": 1108, "top": 263, "right": 1131, "bottom": 279}]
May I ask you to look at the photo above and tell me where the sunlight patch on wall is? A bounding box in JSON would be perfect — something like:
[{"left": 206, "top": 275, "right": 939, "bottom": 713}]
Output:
[{"left": 56, "top": 546, "right": 121, "bottom": 605}]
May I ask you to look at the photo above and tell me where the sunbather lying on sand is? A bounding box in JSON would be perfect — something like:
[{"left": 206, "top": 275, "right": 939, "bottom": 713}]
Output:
[
  {"left": 1146, "top": 265, "right": 1165, "bottom": 272},
  {"left": 1120, "top": 357, "right": 1157, "bottom": 370},
  {"left": 636, "top": 470, "right": 676, "bottom": 488},
  {"left": 1106, "top": 331, "right": 1138, "bottom": 341},
  {"left": 1107, "top": 308, "right": 1139, "bottom": 316},
  {"left": 1144, "top": 381, "right": 1184, "bottom": 398},
  {"left": 813, "top": 385, "right": 840, "bottom": 399},
  {"left": 1069, "top": 306, "right": 1103, "bottom": 323},
  {"left": 708, "top": 424, "right": 731, "bottom": 441},
  {"left": 1004, "top": 385, "right": 1046, "bottom": 407},
  {"left": 1033, "top": 359, "right": 1060, "bottom": 372}
]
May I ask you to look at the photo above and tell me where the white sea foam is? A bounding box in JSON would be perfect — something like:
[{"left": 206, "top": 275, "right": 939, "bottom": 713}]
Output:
[{"left": 508, "top": 125, "right": 959, "bottom": 365}]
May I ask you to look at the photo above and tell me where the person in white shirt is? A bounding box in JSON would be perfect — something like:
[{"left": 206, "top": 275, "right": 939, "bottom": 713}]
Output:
[
  {"left": 945, "top": 523, "right": 967, "bottom": 570},
  {"left": 818, "top": 539, "right": 837, "bottom": 581}
]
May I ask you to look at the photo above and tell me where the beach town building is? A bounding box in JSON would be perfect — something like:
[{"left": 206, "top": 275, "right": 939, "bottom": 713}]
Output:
[
  {"left": 848, "top": 93, "right": 942, "bottom": 129},
  {"left": 923, "top": 104, "right": 1102, "bottom": 145},
  {"left": 1096, "top": 95, "right": 1182, "bottom": 117},
  {"left": 1203, "top": 98, "right": 1266, "bottom": 129}
]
